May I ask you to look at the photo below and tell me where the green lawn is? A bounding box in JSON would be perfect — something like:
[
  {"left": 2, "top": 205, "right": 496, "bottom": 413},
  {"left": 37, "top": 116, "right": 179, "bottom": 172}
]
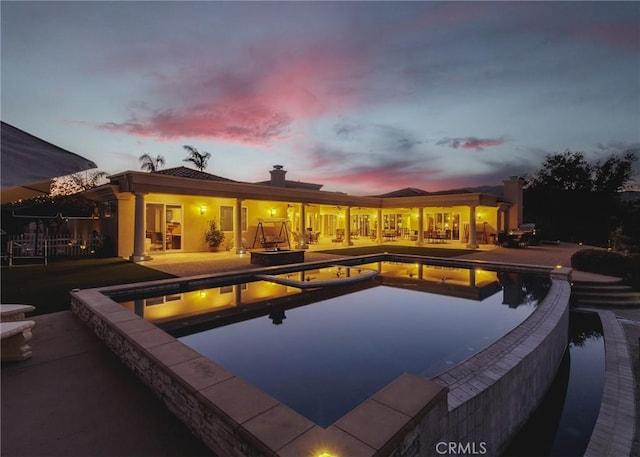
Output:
[
  {"left": 316, "top": 244, "right": 475, "bottom": 257},
  {"left": 1, "top": 258, "right": 176, "bottom": 316}
]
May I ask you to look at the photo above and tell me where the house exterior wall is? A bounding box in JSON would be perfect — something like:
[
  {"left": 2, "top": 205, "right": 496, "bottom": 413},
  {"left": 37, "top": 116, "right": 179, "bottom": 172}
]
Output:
[
  {"left": 116, "top": 197, "right": 134, "bottom": 258},
  {"left": 503, "top": 178, "right": 524, "bottom": 229},
  {"left": 92, "top": 170, "right": 520, "bottom": 258}
]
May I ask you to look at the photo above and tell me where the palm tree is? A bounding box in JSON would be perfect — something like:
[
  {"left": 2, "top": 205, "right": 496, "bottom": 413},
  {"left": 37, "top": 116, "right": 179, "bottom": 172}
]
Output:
[
  {"left": 138, "top": 153, "right": 166, "bottom": 172},
  {"left": 182, "top": 145, "right": 211, "bottom": 171}
]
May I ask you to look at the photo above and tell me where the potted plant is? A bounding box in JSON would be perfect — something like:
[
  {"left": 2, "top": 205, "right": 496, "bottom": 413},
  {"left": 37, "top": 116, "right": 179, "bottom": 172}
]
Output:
[{"left": 205, "top": 220, "right": 225, "bottom": 251}]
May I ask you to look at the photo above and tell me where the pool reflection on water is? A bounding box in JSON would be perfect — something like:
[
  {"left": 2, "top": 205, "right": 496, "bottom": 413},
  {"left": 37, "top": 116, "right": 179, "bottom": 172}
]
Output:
[{"left": 118, "top": 263, "right": 551, "bottom": 428}]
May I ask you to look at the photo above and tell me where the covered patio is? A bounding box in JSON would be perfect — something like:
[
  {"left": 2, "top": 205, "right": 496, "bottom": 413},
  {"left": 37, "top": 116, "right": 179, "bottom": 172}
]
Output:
[{"left": 86, "top": 167, "right": 522, "bottom": 262}]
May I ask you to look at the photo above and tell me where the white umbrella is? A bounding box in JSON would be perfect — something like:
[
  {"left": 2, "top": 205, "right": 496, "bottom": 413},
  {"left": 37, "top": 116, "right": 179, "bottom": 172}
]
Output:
[{"left": 0, "top": 122, "right": 97, "bottom": 203}]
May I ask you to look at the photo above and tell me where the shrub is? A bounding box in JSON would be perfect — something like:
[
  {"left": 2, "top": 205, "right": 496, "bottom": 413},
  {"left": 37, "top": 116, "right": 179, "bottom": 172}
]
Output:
[
  {"left": 205, "top": 220, "right": 225, "bottom": 248},
  {"left": 571, "top": 249, "right": 638, "bottom": 287}
]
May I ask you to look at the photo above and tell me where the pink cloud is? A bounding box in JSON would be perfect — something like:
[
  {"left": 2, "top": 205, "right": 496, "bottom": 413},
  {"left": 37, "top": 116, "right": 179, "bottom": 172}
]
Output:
[
  {"left": 312, "top": 162, "right": 443, "bottom": 195},
  {"left": 437, "top": 137, "right": 505, "bottom": 151},
  {"left": 101, "top": 45, "right": 363, "bottom": 146},
  {"left": 573, "top": 22, "right": 640, "bottom": 50},
  {"left": 461, "top": 138, "right": 504, "bottom": 150},
  {"left": 102, "top": 107, "right": 293, "bottom": 144}
]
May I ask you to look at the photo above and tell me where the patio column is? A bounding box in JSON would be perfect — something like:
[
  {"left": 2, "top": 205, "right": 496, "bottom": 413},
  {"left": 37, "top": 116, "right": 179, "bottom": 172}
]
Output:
[
  {"left": 299, "top": 203, "right": 308, "bottom": 249},
  {"left": 467, "top": 205, "right": 478, "bottom": 249},
  {"left": 416, "top": 207, "right": 424, "bottom": 246},
  {"left": 377, "top": 209, "right": 383, "bottom": 243},
  {"left": 130, "top": 192, "right": 151, "bottom": 262},
  {"left": 234, "top": 284, "right": 243, "bottom": 306},
  {"left": 235, "top": 198, "right": 245, "bottom": 254},
  {"left": 344, "top": 206, "right": 353, "bottom": 246},
  {"left": 497, "top": 203, "right": 509, "bottom": 234}
]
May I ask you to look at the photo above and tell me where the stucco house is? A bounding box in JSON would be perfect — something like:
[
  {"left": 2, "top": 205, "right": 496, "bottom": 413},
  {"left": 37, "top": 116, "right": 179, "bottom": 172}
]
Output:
[{"left": 86, "top": 165, "right": 524, "bottom": 261}]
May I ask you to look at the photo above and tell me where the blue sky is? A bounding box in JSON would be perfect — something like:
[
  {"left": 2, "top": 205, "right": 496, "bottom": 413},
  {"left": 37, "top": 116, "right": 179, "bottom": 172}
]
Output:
[{"left": 2, "top": 1, "right": 639, "bottom": 195}]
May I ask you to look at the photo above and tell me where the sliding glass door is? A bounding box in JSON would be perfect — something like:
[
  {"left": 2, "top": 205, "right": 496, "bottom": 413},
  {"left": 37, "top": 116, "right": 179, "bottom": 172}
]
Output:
[{"left": 145, "top": 203, "right": 183, "bottom": 252}]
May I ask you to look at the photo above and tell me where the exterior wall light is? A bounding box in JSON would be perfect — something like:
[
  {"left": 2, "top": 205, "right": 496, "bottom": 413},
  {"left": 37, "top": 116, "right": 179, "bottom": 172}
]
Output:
[
  {"left": 270, "top": 208, "right": 276, "bottom": 217},
  {"left": 200, "top": 205, "right": 207, "bottom": 215}
]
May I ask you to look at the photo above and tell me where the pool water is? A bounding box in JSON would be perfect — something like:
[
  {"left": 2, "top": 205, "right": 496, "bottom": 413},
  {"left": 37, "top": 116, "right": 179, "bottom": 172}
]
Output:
[
  {"left": 178, "top": 276, "right": 548, "bottom": 427},
  {"left": 256, "top": 264, "right": 379, "bottom": 288},
  {"left": 502, "top": 311, "right": 605, "bottom": 456}
]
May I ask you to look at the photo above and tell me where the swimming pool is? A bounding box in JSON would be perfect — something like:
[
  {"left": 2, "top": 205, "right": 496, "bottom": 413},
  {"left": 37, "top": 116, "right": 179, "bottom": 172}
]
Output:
[
  {"left": 118, "top": 262, "right": 551, "bottom": 427},
  {"left": 73, "top": 254, "right": 571, "bottom": 457}
]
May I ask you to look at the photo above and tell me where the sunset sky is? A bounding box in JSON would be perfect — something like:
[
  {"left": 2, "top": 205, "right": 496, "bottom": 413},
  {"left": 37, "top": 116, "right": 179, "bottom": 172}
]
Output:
[{"left": 2, "top": 1, "right": 639, "bottom": 195}]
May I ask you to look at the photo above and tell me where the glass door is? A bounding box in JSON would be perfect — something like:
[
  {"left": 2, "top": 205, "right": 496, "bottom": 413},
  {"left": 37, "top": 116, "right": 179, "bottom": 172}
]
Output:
[
  {"left": 165, "top": 205, "right": 183, "bottom": 250},
  {"left": 145, "top": 204, "right": 165, "bottom": 252},
  {"left": 425, "top": 212, "right": 460, "bottom": 240},
  {"left": 145, "top": 203, "right": 183, "bottom": 252}
]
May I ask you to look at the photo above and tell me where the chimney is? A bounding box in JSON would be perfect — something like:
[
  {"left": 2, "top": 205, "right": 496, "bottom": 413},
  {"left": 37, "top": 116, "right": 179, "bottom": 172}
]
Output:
[
  {"left": 270, "top": 165, "right": 287, "bottom": 187},
  {"left": 503, "top": 177, "right": 524, "bottom": 229}
]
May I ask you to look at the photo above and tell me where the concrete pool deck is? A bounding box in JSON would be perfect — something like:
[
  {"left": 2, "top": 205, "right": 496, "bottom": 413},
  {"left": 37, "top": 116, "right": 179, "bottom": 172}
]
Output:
[{"left": 1, "top": 243, "right": 638, "bottom": 456}]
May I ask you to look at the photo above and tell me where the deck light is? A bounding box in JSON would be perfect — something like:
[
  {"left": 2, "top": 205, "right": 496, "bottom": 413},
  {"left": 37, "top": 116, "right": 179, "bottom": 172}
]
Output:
[{"left": 200, "top": 205, "right": 207, "bottom": 215}]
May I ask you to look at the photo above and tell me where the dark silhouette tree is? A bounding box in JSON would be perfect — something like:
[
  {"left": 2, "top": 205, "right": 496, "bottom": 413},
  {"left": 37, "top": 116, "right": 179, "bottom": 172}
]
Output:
[
  {"left": 50, "top": 170, "right": 108, "bottom": 196},
  {"left": 526, "top": 150, "right": 636, "bottom": 193},
  {"left": 593, "top": 151, "right": 637, "bottom": 194},
  {"left": 527, "top": 151, "right": 593, "bottom": 191},
  {"left": 138, "top": 153, "right": 165, "bottom": 172},
  {"left": 523, "top": 150, "right": 638, "bottom": 246},
  {"left": 182, "top": 145, "right": 211, "bottom": 171}
]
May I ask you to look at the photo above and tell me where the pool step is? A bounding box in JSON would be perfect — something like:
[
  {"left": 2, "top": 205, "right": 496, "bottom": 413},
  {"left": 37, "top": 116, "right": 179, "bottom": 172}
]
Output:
[{"left": 571, "top": 282, "right": 640, "bottom": 308}]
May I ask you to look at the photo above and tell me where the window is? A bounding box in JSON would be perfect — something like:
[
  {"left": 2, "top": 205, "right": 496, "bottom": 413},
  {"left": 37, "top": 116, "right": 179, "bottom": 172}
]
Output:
[
  {"left": 220, "top": 206, "right": 233, "bottom": 231},
  {"left": 220, "top": 206, "right": 248, "bottom": 232}
]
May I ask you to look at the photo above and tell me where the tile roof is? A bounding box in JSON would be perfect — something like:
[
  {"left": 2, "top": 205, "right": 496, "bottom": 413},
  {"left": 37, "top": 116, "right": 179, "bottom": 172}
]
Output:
[
  {"left": 373, "top": 187, "right": 430, "bottom": 198},
  {"left": 153, "top": 166, "right": 236, "bottom": 182}
]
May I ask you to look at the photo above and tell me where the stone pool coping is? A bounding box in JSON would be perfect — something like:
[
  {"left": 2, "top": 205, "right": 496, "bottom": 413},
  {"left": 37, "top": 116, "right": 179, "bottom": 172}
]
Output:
[
  {"left": 583, "top": 309, "right": 636, "bottom": 457},
  {"left": 70, "top": 254, "right": 571, "bottom": 457}
]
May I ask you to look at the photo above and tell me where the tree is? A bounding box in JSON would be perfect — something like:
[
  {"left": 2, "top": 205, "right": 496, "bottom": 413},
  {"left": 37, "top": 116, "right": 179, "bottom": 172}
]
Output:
[
  {"left": 50, "top": 170, "right": 108, "bottom": 196},
  {"left": 526, "top": 151, "right": 593, "bottom": 191},
  {"left": 182, "top": 145, "right": 211, "bottom": 171},
  {"left": 138, "top": 153, "right": 165, "bottom": 172},
  {"left": 526, "top": 150, "right": 637, "bottom": 194},
  {"left": 593, "top": 151, "right": 637, "bottom": 194},
  {"left": 523, "top": 150, "right": 638, "bottom": 246}
]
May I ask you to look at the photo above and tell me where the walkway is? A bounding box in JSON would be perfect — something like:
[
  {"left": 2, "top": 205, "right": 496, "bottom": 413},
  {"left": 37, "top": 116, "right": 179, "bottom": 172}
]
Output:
[{"left": 1, "top": 243, "right": 638, "bottom": 456}]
